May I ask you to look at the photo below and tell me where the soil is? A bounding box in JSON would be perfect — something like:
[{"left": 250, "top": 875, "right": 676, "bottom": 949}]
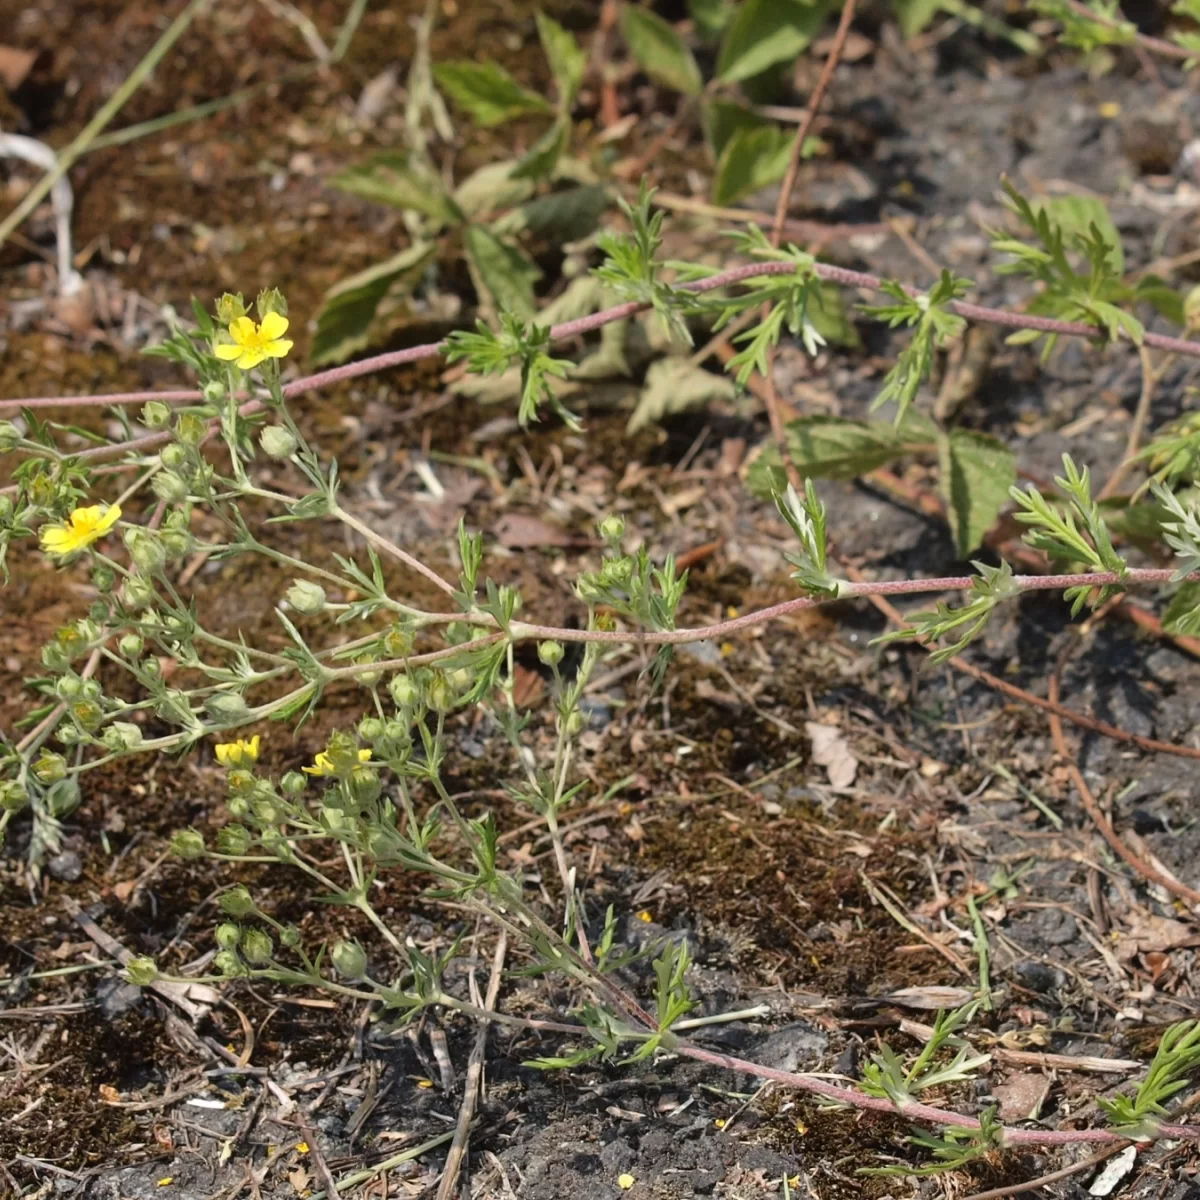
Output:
[{"left": 5, "top": 2, "right": 1200, "bottom": 1199}]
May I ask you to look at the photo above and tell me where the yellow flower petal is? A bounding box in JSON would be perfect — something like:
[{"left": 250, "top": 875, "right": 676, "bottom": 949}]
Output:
[
  {"left": 40, "top": 503, "right": 122, "bottom": 557},
  {"left": 214, "top": 342, "right": 243, "bottom": 361},
  {"left": 259, "top": 311, "right": 289, "bottom": 340},
  {"left": 229, "top": 315, "right": 257, "bottom": 344},
  {"left": 263, "top": 338, "right": 293, "bottom": 360},
  {"left": 617, "top": 1175, "right": 635, "bottom": 1191}
]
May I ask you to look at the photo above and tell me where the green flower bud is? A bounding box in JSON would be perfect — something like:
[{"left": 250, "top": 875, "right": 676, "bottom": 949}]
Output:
[
  {"left": 202, "top": 380, "right": 226, "bottom": 404},
  {"left": 55, "top": 726, "right": 83, "bottom": 746},
  {"left": 69, "top": 700, "right": 102, "bottom": 730},
  {"left": 559, "top": 709, "right": 585, "bottom": 737},
  {"left": 89, "top": 600, "right": 112, "bottom": 624},
  {"left": 123, "top": 575, "right": 157, "bottom": 609},
  {"left": 217, "top": 825, "right": 252, "bottom": 855},
  {"left": 139, "top": 656, "right": 162, "bottom": 680},
  {"left": 216, "top": 292, "right": 247, "bottom": 325},
  {"left": 259, "top": 424, "right": 298, "bottom": 459},
  {"left": 215, "top": 922, "right": 241, "bottom": 950},
  {"left": 375, "top": 719, "right": 412, "bottom": 759},
  {"left": 347, "top": 766, "right": 381, "bottom": 805},
  {"left": 358, "top": 717, "right": 385, "bottom": 741},
  {"left": 55, "top": 676, "right": 83, "bottom": 702},
  {"left": 141, "top": 401, "right": 171, "bottom": 430},
  {"left": 162, "top": 529, "right": 191, "bottom": 559},
  {"left": 92, "top": 565, "right": 116, "bottom": 593},
  {"left": 119, "top": 633, "right": 144, "bottom": 657},
  {"left": 599, "top": 514, "right": 625, "bottom": 543},
  {"left": 330, "top": 939, "right": 368, "bottom": 980},
  {"left": 389, "top": 674, "right": 419, "bottom": 707},
  {"left": 102, "top": 722, "right": 143, "bottom": 752},
  {"left": 45, "top": 777, "right": 80, "bottom": 817},
  {"left": 80, "top": 678, "right": 101, "bottom": 701},
  {"left": 537, "top": 640, "right": 564, "bottom": 667},
  {"left": 41, "top": 643, "right": 71, "bottom": 672},
  {"left": 226, "top": 768, "right": 256, "bottom": 796},
  {"left": 176, "top": 412, "right": 208, "bottom": 446},
  {"left": 426, "top": 671, "right": 453, "bottom": 713},
  {"left": 446, "top": 622, "right": 472, "bottom": 646},
  {"left": 382, "top": 625, "right": 414, "bottom": 657},
  {"left": 279, "top": 925, "right": 300, "bottom": 949},
  {"left": 226, "top": 794, "right": 251, "bottom": 819},
  {"left": 124, "top": 956, "right": 159, "bottom": 986},
  {"left": 0, "top": 420, "right": 20, "bottom": 452},
  {"left": 125, "top": 529, "right": 167, "bottom": 574},
  {"left": 34, "top": 752, "right": 67, "bottom": 783},
  {"left": 160, "top": 443, "right": 187, "bottom": 470},
  {"left": 218, "top": 886, "right": 256, "bottom": 918},
  {"left": 285, "top": 580, "right": 325, "bottom": 615},
  {"left": 281, "top": 771, "right": 307, "bottom": 796},
  {"left": 353, "top": 654, "right": 382, "bottom": 686},
  {"left": 204, "top": 692, "right": 249, "bottom": 723},
  {"left": 0, "top": 781, "right": 29, "bottom": 812},
  {"left": 152, "top": 471, "right": 189, "bottom": 504},
  {"left": 240, "top": 928, "right": 274, "bottom": 965},
  {"left": 170, "top": 829, "right": 206, "bottom": 859},
  {"left": 256, "top": 287, "right": 288, "bottom": 319},
  {"left": 252, "top": 799, "right": 280, "bottom": 826},
  {"left": 214, "top": 949, "right": 245, "bottom": 977}
]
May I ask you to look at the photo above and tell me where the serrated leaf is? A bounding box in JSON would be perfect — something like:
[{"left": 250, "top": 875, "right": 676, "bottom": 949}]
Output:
[
  {"left": 492, "top": 185, "right": 611, "bottom": 241},
  {"left": 938, "top": 429, "right": 1016, "bottom": 556},
  {"left": 628, "top": 358, "right": 737, "bottom": 433},
  {"left": 310, "top": 241, "right": 437, "bottom": 365},
  {"left": 536, "top": 12, "right": 586, "bottom": 109},
  {"left": 453, "top": 160, "right": 536, "bottom": 219},
  {"left": 1032, "top": 193, "right": 1124, "bottom": 275},
  {"left": 716, "top": 0, "right": 831, "bottom": 83},
  {"left": 433, "top": 60, "right": 553, "bottom": 127},
  {"left": 746, "top": 413, "right": 938, "bottom": 495},
  {"left": 712, "top": 125, "right": 794, "bottom": 207},
  {"left": 464, "top": 225, "right": 540, "bottom": 317},
  {"left": 621, "top": 7, "right": 703, "bottom": 96},
  {"left": 329, "top": 152, "right": 461, "bottom": 224}
]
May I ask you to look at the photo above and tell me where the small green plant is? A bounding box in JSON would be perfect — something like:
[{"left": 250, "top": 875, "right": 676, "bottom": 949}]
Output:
[{"left": 1100, "top": 1021, "right": 1200, "bottom": 1139}]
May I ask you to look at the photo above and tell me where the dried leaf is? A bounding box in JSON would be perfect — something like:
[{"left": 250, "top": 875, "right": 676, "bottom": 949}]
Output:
[
  {"left": 492, "top": 513, "right": 574, "bottom": 549},
  {"left": 806, "top": 721, "right": 857, "bottom": 789}
]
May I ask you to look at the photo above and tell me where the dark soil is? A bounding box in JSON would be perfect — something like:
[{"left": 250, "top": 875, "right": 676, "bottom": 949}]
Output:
[{"left": 5, "top": 1, "right": 1200, "bottom": 1198}]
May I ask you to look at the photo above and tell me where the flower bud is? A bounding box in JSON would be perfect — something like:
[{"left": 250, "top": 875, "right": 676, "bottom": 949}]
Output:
[
  {"left": 281, "top": 771, "right": 307, "bottom": 796},
  {"left": 226, "top": 794, "right": 251, "bottom": 820},
  {"left": 71, "top": 700, "right": 103, "bottom": 731},
  {"left": 559, "top": 709, "right": 585, "bottom": 737},
  {"left": 160, "top": 443, "right": 187, "bottom": 470},
  {"left": 347, "top": 766, "right": 381, "bottom": 805},
  {"left": 141, "top": 401, "right": 171, "bottom": 430},
  {"left": 0, "top": 781, "right": 28, "bottom": 812},
  {"left": 286, "top": 580, "right": 326, "bottom": 615},
  {"left": 218, "top": 886, "right": 256, "bottom": 918},
  {"left": 214, "top": 950, "right": 245, "bottom": 977},
  {"left": 46, "top": 777, "right": 80, "bottom": 817},
  {"left": 152, "top": 471, "right": 189, "bottom": 504},
  {"left": 80, "top": 678, "right": 101, "bottom": 701},
  {"left": 205, "top": 692, "right": 249, "bottom": 723},
  {"left": 0, "top": 420, "right": 20, "bottom": 452},
  {"left": 279, "top": 925, "right": 300, "bottom": 949},
  {"left": 34, "top": 752, "right": 67, "bottom": 783},
  {"left": 389, "top": 674, "right": 419, "bottom": 708},
  {"left": 202, "top": 380, "right": 227, "bottom": 405},
  {"left": 124, "top": 956, "right": 159, "bottom": 986},
  {"left": 215, "top": 922, "right": 241, "bottom": 950},
  {"left": 170, "top": 829, "right": 206, "bottom": 859},
  {"left": 599, "top": 514, "right": 625, "bottom": 543},
  {"left": 240, "top": 928, "right": 274, "bottom": 965},
  {"left": 259, "top": 424, "right": 298, "bottom": 459},
  {"left": 123, "top": 575, "right": 157, "bottom": 609},
  {"left": 252, "top": 799, "right": 280, "bottom": 826},
  {"left": 358, "top": 717, "right": 385, "bottom": 741},
  {"left": 119, "top": 633, "right": 144, "bottom": 657},
  {"left": 537, "top": 640, "right": 564, "bottom": 667},
  {"left": 331, "top": 939, "right": 368, "bottom": 980},
  {"left": 102, "top": 722, "right": 143, "bottom": 752},
  {"left": 217, "top": 825, "right": 252, "bottom": 855},
  {"left": 382, "top": 625, "right": 414, "bottom": 657},
  {"left": 176, "top": 412, "right": 208, "bottom": 446},
  {"left": 125, "top": 529, "right": 167, "bottom": 574},
  {"left": 256, "top": 287, "right": 288, "bottom": 319},
  {"left": 353, "top": 654, "right": 382, "bottom": 686},
  {"left": 55, "top": 676, "right": 83, "bottom": 702},
  {"left": 41, "top": 643, "right": 71, "bottom": 672},
  {"left": 216, "top": 292, "right": 246, "bottom": 325},
  {"left": 92, "top": 565, "right": 116, "bottom": 593},
  {"left": 426, "top": 671, "right": 453, "bottom": 712},
  {"left": 56, "top": 726, "right": 83, "bottom": 746}
]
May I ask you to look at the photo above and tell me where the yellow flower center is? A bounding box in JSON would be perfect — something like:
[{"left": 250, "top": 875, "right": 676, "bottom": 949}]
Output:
[{"left": 40, "top": 503, "right": 122, "bottom": 557}]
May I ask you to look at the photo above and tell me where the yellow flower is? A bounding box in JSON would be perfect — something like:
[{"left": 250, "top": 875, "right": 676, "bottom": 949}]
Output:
[
  {"left": 214, "top": 312, "right": 293, "bottom": 371},
  {"left": 215, "top": 736, "right": 261, "bottom": 767},
  {"left": 617, "top": 1175, "right": 635, "bottom": 1191},
  {"left": 40, "top": 503, "right": 122, "bottom": 557},
  {"left": 303, "top": 748, "right": 372, "bottom": 776}
]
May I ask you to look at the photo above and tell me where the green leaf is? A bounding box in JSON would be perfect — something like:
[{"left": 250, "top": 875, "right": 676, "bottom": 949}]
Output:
[
  {"left": 329, "top": 152, "right": 461, "bottom": 225},
  {"left": 1032, "top": 193, "right": 1124, "bottom": 275},
  {"left": 938, "top": 429, "right": 1016, "bottom": 557},
  {"left": 892, "top": 0, "right": 945, "bottom": 36},
  {"left": 746, "top": 412, "right": 938, "bottom": 494},
  {"left": 628, "top": 358, "right": 737, "bottom": 433},
  {"left": 536, "top": 12, "right": 586, "bottom": 110},
  {"left": 701, "top": 100, "right": 770, "bottom": 160},
  {"left": 463, "top": 225, "right": 540, "bottom": 318},
  {"left": 433, "top": 60, "right": 553, "bottom": 127},
  {"left": 712, "top": 125, "right": 794, "bottom": 207},
  {"left": 1164, "top": 582, "right": 1200, "bottom": 636},
  {"left": 492, "top": 185, "right": 611, "bottom": 242},
  {"left": 620, "top": 7, "right": 703, "bottom": 96},
  {"left": 513, "top": 119, "right": 571, "bottom": 181},
  {"left": 691, "top": 0, "right": 737, "bottom": 40},
  {"left": 808, "top": 283, "right": 862, "bottom": 349},
  {"left": 310, "top": 241, "right": 437, "bottom": 365},
  {"left": 717, "top": 0, "right": 830, "bottom": 83},
  {"left": 452, "top": 161, "right": 536, "bottom": 219}
]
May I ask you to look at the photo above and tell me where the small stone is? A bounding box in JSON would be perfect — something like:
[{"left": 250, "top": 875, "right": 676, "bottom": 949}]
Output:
[
  {"left": 47, "top": 851, "right": 83, "bottom": 882},
  {"left": 97, "top": 977, "right": 143, "bottom": 1019}
]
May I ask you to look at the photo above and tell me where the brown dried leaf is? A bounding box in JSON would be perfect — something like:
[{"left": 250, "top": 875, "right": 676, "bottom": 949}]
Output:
[{"left": 493, "top": 513, "right": 573, "bottom": 549}]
